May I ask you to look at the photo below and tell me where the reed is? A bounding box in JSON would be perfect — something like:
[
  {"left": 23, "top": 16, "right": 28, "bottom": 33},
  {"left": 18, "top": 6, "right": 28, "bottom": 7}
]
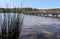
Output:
[{"left": 0, "top": 13, "right": 24, "bottom": 39}]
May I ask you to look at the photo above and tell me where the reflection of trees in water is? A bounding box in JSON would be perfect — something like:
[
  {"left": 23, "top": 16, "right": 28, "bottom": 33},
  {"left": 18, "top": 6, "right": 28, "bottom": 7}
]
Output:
[
  {"left": 21, "top": 32, "right": 49, "bottom": 39},
  {"left": 20, "top": 31, "right": 58, "bottom": 39},
  {"left": 0, "top": 13, "right": 24, "bottom": 39}
]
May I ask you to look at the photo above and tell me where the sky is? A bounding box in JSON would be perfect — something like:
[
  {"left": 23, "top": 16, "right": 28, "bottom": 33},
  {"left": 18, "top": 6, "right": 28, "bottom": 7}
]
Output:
[{"left": 0, "top": 0, "right": 60, "bottom": 9}]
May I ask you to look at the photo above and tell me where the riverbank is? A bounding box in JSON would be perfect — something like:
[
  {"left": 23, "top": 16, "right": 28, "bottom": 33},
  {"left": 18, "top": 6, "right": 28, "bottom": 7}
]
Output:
[{"left": 45, "top": 16, "right": 60, "bottom": 19}]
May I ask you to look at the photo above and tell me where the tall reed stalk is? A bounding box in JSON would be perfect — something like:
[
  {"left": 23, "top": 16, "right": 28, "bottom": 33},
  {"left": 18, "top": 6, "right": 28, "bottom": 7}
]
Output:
[{"left": 0, "top": 13, "right": 24, "bottom": 39}]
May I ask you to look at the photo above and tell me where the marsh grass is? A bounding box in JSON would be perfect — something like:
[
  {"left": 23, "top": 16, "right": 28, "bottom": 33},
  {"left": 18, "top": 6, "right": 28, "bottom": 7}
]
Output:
[{"left": 0, "top": 13, "right": 24, "bottom": 39}]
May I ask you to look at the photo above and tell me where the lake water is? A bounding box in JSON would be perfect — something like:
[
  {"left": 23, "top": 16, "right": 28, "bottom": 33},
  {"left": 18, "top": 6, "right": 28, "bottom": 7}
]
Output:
[
  {"left": 20, "top": 15, "right": 60, "bottom": 39},
  {"left": 0, "top": 13, "right": 60, "bottom": 39}
]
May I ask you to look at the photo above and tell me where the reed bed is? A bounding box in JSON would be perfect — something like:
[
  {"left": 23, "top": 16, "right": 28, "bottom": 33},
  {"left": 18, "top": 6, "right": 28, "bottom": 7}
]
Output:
[{"left": 0, "top": 13, "right": 24, "bottom": 39}]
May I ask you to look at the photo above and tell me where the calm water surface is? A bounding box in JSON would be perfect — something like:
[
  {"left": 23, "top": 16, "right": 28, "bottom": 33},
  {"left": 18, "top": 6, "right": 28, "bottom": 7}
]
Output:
[
  {"left": 0, "top": 13, "right": 60, "bottom": 39},
  {"left": 20, "top": 15, "right": 60, "bottom": 39}
]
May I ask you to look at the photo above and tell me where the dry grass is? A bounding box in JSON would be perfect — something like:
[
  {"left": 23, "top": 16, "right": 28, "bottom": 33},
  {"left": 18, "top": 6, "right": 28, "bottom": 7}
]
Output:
[{"left": 0, "top": 13, "right": 24, "bottom": 39}]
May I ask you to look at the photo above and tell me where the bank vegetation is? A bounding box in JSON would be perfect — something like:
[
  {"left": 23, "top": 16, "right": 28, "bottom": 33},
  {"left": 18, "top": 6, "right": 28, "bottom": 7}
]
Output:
[{"left": 0, "top": 8, "right": 60, "bottom": 13}]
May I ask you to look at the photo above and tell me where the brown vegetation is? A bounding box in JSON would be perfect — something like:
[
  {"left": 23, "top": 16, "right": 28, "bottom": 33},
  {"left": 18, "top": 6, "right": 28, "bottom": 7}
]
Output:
[{"left": 0, "top": 8, "right": 60, "bottom": 14}]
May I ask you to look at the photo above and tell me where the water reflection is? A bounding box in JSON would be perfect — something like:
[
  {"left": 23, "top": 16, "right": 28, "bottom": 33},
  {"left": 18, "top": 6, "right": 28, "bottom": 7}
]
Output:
[
  {"left": 0, "top": 13, "right": 60, "bottom": 39},
  {"left": 20, "top": 15, "right": 60, "bottom": 39}
]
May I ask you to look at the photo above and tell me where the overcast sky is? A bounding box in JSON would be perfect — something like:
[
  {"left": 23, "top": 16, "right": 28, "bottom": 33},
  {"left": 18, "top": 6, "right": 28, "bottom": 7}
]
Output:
[{"left": 0, "top": 0, "right": 60, "bottom": 9}]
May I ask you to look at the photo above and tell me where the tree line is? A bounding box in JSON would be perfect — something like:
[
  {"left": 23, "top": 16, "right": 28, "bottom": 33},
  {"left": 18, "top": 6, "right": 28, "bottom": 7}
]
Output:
[
  {"left": 0, "top": 8, "right": 39, "bottom": 13},
  {"left": 0, "top": 8, "right": 60, "bottom": 13}
]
